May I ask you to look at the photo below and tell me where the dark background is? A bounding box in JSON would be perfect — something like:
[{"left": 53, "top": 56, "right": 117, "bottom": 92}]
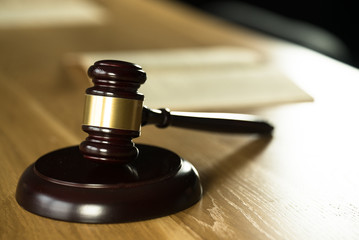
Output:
[{"left": 177, "top": 0, "right": 359, "bottom": 67}]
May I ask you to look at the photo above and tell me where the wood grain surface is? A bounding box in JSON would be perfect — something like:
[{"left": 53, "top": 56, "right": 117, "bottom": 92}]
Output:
[{"left": 1, "top": 0, "right": 359, "bottom": 239}]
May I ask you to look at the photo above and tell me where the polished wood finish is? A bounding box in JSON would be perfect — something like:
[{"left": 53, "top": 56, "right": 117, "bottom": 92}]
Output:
[
  {"left": 86, "top": 60, "right": 146, "bottom": 100},
  {"left": 2, "top": 0, "right": 359, "bottom": 239},
  {"left": 16, "top": 144, "right": 202, "bottom": 223},
  {"left": 80, "top": 60, "right": 146, "bottom": 164},
  {"left": 142, "top": 107, "right": 274, "bottom": 134}
]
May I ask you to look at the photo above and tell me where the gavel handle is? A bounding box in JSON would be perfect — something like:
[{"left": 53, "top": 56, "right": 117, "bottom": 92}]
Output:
[{"left": 141, "top": 106, "right": 273, "bottom": 134}]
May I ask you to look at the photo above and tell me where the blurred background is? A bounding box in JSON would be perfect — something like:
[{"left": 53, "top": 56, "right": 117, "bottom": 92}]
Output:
[
  {"left": 1, "top": 0, "right": 357, "bottom": 67},
  {"left": 177, "top": 0, "right": 359, "bottom": 67}
]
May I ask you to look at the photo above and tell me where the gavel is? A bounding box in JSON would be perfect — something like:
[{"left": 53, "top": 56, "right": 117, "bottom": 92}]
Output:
[
  {"left": 80, "top": 60, "right": 273, "bottom": 164},
  {"left": 16, "top": 60, "right": 273, "bottom": 223}
]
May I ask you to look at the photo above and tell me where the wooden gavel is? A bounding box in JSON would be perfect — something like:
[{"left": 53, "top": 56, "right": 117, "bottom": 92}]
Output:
[{"left": 80, "top": 60, "right": 273, "bottom": 164}]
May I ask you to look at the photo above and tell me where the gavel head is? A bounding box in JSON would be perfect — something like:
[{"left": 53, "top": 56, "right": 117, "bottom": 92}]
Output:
[{"left": 79, "top": 60, "right": 146, "bottom": 164}]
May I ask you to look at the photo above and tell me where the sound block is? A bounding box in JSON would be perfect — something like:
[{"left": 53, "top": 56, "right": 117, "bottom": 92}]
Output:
[{"left": 16, "top": 144, "right": 202, "bottom": 223}]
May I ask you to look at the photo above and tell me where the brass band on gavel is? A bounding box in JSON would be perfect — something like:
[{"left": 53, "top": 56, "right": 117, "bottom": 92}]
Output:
[{"left": 82, "top": 94, "right": 143, "bottom": 131}]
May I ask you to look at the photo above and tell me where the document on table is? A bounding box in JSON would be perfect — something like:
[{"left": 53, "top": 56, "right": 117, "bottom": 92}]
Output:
[{"left": 66, "top": 46, "right": 313, "bottom": 110}]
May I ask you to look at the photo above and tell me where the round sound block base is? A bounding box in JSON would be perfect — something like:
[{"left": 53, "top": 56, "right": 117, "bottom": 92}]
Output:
[{"left": 16, "top": 144, "right": 202, "bottom": 223}]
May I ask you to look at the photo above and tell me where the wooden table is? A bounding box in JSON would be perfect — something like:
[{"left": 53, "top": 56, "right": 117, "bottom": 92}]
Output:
[{"left": 1, "top": 0, "right": 359, "bottom": 239}]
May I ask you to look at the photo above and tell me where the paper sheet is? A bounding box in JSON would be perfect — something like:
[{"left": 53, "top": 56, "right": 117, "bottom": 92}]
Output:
[{"left": 67, "top": 46, "right": 313, "bottom": 110}]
